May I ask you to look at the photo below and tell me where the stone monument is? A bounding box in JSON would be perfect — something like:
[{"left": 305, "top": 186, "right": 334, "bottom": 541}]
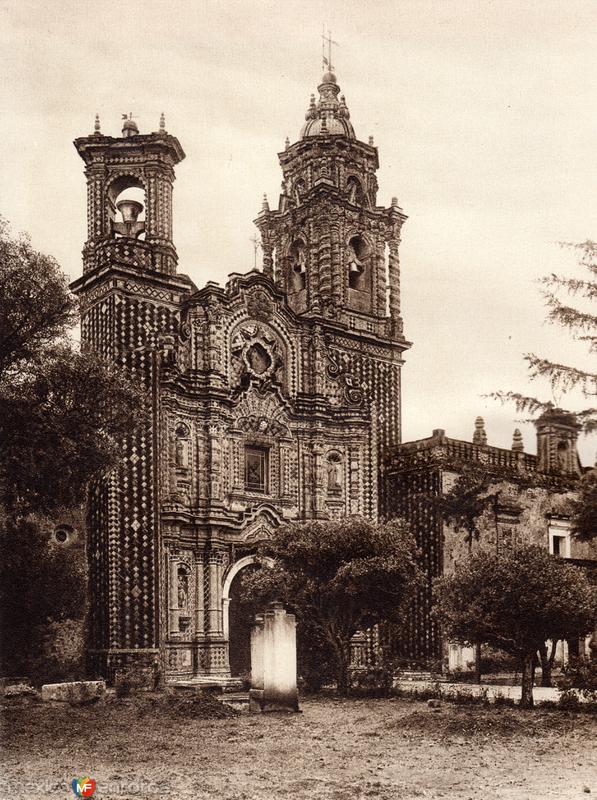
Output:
[{"left": 249, "top": 603, "right": 299, "bottom": 713}]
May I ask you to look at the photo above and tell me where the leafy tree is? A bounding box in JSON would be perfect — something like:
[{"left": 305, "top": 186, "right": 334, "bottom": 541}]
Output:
[
  {"left": 240, "top": 516, "right": 421, "bottom": 695},
  {"left": 492, "top": 241, "right": 596, "bottom": 434},
  {"left": 434, "top": 544, "right": 596, "bottom": 707},
  {"left": 0, "top": 217, "right": 142, "bottom": 515},
  {"left": 0, "top": 217, "right": 142, "bottom": 676}
]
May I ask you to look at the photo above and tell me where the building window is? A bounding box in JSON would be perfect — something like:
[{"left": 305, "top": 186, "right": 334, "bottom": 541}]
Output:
[
  {"left": 245, "top": 446, "right": 268, "bottom": 493},
  {"left": 548, "top": 521, "right": 571, "bottom": 558}
]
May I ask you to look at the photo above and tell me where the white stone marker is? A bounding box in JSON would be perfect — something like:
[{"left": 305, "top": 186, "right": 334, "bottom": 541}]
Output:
[
  {"left": 41, "top": 680, "right": 106, "bottom": 703},
  {"left": 249, "top": 602, "right": 299, "bottom": 713}
]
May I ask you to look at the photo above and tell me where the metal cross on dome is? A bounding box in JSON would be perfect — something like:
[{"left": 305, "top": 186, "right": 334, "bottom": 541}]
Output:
[{"left": 321, "top": 27, "right": 339, "bottom": 72}]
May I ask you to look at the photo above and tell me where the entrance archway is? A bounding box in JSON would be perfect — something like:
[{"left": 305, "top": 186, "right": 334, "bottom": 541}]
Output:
[{"left": 222, "top": 555, "right": 274, "bottom": 678}]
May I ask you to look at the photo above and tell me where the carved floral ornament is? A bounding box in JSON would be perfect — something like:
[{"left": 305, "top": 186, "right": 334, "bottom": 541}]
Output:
[{"left": 237, "top": 414, "right": 289, "bottom": 438}]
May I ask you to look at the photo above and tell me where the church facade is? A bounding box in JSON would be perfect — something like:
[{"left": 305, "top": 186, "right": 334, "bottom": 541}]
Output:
[{"left": 71, "top": 69, "right": 411, "bottom": 683}]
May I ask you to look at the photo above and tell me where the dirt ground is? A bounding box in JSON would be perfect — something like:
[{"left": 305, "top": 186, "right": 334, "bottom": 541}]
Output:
[{"left": 1, "top": 693, "right": 595, "bottom": 800}]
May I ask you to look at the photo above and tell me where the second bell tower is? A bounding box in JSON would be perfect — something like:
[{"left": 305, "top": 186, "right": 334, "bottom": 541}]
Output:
[{"left": 255, "top": 67, "right": 407, "bottom": 342}]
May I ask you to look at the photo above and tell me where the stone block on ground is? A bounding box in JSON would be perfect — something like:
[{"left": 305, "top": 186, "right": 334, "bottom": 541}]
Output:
[
  {"left": 0, "top": 677, "right": 31, "bottom": 689},
  {"left": 41, "top": 680, "right": 105, "bottom": 704},
  {"left": 3, "top": 683, "right": 39, "bottom": 698}
]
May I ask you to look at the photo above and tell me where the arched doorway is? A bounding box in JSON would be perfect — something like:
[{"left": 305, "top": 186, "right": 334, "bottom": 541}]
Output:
[
  {"left": 227, "top": 564, "right": 259, "bottom": 676},
  {"left": 222, "top": 555, "right": 274, "bottom": 678}
]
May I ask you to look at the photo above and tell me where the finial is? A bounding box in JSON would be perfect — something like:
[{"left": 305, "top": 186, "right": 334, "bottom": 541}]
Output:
[
  {"left": 473, "top": 416, "right": 487, "bottom": 446},
  {"left": 391, "top": 196, "right": 399, "bottom": 207},
  {"left": 94, "top": 113, "right": 101, "bottom": 134},
  {"left": 285, "top": 136, "right": 290, "bottom": 150},
  {"left": 512, "top": 428, "right": 524, "bottom": 453},
  {"left": 159, "top": 112, "right": 166, "bottom": 132},
  {"left": 261, "top": 193, "right": 269, "bottom": 212},
  {"left": 321, "top": 27, "right": 338, "bottom": 73},
  {"left": 121, "top": 112, "right": 139, "bottom": 138},
  {"left": 368, "top": 135, "right": 374, "bottom": 146}
]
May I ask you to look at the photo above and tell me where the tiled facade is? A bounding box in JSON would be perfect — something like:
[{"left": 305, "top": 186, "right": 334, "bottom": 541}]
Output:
[{"left": 71, "top": 75, "right": 410, "bottom": 682}]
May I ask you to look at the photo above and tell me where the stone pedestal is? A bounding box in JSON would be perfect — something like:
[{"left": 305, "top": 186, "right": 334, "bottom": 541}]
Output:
[{"left": 249, "top": 603, "right": 299, "bottom": 713}]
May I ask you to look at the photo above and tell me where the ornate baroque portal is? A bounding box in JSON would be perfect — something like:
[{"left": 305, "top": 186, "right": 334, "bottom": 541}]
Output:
[{"left": 71, "top": 68, "right": 410, "bottom": 682}]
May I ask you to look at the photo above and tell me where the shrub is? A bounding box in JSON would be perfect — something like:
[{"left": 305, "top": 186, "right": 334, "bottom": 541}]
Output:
[
  {"left": 557, "top": 657, "right": 597, "bottom": 701},
  {"left": 479, "top": 646, "right": 520, "bottom": 675}
]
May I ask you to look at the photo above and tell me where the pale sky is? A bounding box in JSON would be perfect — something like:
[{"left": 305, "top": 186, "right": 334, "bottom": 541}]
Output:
[{"left": 1, "top": 0, "right": 596, "bottom": 463}]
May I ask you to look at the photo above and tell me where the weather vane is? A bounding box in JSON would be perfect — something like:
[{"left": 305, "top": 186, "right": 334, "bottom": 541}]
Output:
[{"left": 321, "top": 26, "right": 339, "bottom": 72}]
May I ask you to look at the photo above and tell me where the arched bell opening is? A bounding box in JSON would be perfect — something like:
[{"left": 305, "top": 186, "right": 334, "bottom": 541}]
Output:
[
  {"left": 346, "top": 234, "right": 374, "bottom": 313},
  {"left": 107, "top": 175, "right": 146, "bottom": 240},
  {"left": 347, "top": 235, "right": 368, "bottom": 291},
  {"left": 288, "top": 239, "right": 307, "bottom": 293}
]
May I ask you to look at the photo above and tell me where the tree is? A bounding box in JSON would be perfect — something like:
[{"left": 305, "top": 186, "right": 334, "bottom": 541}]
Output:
[
  {"left": 435, "top": 465, "right": 504, "bottom": 682},
  {"left": 0, "top": 217, "right": 142, "bottom": 676},
  {"left": 572, "top": 467, "right": 597, "bottom": 541},
  {"left": 240, "top": 516, "right": 421, "bottom": 695},
  {"left": 434, "top": 545, "right": 596, "bottom": 707},
  {"left": 493, "top": 241, "right": 596, "bottom": 433},
  {"left": 0, "top": 217, "right": 142, "bottom": 515}
]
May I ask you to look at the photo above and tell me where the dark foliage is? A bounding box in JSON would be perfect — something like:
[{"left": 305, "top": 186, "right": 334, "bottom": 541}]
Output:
[
  {"left": 0, "top": 513, "right": 86, "bottom": 681},
  {"left": 0, "top": 216, "right": 143, "bottom": 515}
]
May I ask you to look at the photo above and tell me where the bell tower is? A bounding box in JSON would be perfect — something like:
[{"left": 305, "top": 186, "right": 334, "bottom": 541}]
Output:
[
  {"left": 76, "top": 112, "right": 184, "bottom": 277},
  {"left": 255, "top": 66, "right": 407, "bottom": 341},
  {"left": 71, "top": 114, "right": 195, "bottom": 683}
]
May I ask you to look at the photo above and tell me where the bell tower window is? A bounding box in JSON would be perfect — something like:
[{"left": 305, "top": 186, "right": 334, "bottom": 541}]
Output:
[
  {"left": 289, "top": 240, "right": 307, "bottom": 292},
  {"left": 108, "top": 176, "right": 146, "bottom": 241},
  {"left": 348, "top": 235, "right": 367, "bottom": 290}
]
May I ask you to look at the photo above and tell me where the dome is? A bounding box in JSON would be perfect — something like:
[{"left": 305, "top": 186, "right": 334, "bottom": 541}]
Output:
[
  {"left": 299, "top": 70, "right": 356, "bottom": 141},
  {"left": 122, "top": 118, "right": 139, "bottom": 138},
  {"left": 300, "top": 115, "right": 355, "bottom": 139}
]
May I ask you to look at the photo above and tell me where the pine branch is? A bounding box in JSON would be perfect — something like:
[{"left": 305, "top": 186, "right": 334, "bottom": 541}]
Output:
[
  {"left": 540, "top": 274, "right": 597, "bottom": 301},
  {"left": 488, "top": 392, "right": 555, "bottom": 416},
  {"left": 576, "top": 335, "right": 597, "bottom": 353},
  {"left": 524, "top": 354, "right": 597, "bottom": 396},
  {"left": 542, "top": 296, "right": 597, "bottom": 333}
]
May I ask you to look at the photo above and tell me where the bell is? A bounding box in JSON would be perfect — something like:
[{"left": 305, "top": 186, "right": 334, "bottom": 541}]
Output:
[
  {"left": 349, "top": 260, "right": 361, "bottom": 273},
  {"left": 116, "top": 198, "right": 143, "bottom": 223}
]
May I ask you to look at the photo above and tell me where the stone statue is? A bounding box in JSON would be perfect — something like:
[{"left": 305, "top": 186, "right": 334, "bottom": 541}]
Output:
[
  {"left": 175, "top": 439, "right": 188, "bottom": 468},
  {"left": 177, "top": 571, "right": 188, "bottom": 609}
]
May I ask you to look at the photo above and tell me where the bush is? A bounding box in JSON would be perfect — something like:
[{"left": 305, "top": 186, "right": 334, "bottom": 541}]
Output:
[
  {"left": 350, "top": 665, "right": 394, "bottom": 698},
  {"left": 557, "top": 658, "right": 597, "bottom": 702},
  {"left": 557, "top": 689, "right": 581, "bottom": 711},
  {"left": 479, "top": 646, "right": 520, "bottom": 675},
  {"left": 30, "top": 619, "right": 85, "bottom": 685},
  {"left": 493, "top": 694, "right": 516, "bottom": 708}
]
